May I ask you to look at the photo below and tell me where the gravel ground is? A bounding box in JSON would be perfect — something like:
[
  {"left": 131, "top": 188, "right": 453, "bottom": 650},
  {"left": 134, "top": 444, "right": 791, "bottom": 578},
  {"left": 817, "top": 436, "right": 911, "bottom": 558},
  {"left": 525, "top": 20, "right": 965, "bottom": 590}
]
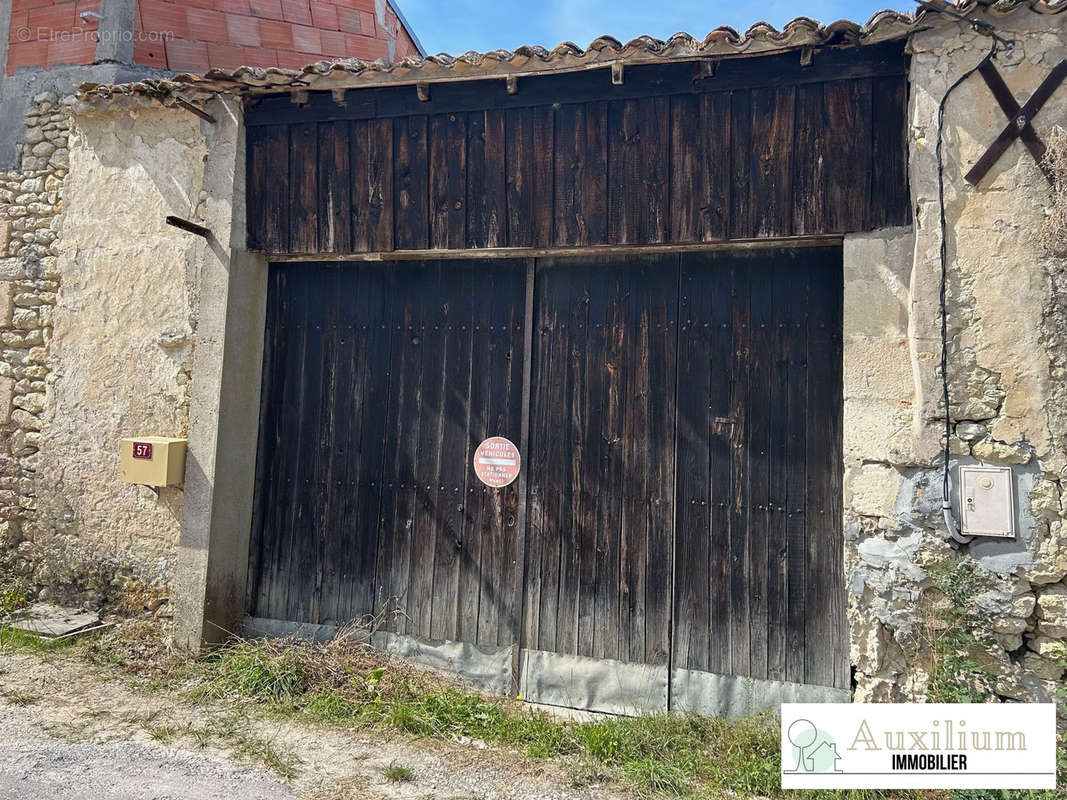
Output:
[
  {"left": 0, "top": 704, "right": 298, "bottom": 800},
  {"left": 0, "top": 649, "right": 622, "bottom": 800}
]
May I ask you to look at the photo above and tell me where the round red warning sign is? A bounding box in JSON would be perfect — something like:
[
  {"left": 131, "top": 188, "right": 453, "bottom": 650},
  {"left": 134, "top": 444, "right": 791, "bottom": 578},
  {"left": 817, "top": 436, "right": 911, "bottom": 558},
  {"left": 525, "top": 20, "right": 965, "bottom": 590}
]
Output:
[{"left": 473, "top": 436, "right": 521, "bottom": 488}]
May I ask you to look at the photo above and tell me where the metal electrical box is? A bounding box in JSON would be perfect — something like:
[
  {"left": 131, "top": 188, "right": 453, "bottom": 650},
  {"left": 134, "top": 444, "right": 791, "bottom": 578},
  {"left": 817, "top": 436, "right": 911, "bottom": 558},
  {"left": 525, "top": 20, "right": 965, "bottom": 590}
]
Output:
[
  {"left": 119, "top": 437, "right": 187, "bottom": 488},
  {"left": 959, "top": 465, "right": 1015, "bottom": 538}
]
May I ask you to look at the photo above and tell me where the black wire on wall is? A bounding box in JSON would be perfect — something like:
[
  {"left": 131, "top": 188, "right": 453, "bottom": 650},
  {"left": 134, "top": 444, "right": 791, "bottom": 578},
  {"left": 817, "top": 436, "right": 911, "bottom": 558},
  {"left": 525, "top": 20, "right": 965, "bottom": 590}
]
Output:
[{"left": 932, "top": 29, "right": 1007, "bottom": 542}]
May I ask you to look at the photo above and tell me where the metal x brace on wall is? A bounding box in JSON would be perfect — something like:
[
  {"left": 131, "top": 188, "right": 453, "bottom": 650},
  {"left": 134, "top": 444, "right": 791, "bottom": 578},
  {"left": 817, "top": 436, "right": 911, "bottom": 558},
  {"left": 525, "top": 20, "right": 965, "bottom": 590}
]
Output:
[{"left": 965, "top": 59, "right": 1067, "bottom": 186}]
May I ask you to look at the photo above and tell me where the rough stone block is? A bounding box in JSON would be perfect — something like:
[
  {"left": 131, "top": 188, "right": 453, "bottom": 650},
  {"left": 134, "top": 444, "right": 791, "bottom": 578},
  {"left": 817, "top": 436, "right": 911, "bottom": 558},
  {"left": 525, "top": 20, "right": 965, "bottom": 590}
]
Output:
[
  {"left": 848, "top": 463, "right": 903, "bottom": 518},
  {"left": 0, "top": 282, "right": 12, "bottom": 327},
  {"left": 972, "top": 437, "right": 1033, "bottom": 465},
  {"left": 0, "top": 377, "right": 12, "bottom": 423},
  {"left": 1036, "top": 583, "right": 1067, "bottom": 626}
]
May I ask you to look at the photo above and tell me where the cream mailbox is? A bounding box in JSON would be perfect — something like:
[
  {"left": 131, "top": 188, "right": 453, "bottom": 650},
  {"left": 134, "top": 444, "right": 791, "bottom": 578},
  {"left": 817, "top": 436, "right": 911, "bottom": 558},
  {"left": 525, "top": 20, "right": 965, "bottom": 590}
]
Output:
[{"left": 119, "top": 437, "right": 187, "bottom": 488}]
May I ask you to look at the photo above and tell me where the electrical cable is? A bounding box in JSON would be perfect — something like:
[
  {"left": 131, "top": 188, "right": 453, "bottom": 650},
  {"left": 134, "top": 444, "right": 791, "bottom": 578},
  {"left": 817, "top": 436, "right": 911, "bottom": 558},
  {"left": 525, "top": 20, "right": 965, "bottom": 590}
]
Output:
[{"left": 934, "top": 36, "right": 1002, "bottom": 544}]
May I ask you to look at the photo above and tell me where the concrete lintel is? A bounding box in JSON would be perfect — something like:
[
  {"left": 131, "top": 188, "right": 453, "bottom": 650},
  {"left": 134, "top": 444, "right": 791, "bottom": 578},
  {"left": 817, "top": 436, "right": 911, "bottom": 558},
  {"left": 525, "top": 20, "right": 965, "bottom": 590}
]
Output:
[{"left": 173, "top": 95, "right": 268, "bottom": 650}]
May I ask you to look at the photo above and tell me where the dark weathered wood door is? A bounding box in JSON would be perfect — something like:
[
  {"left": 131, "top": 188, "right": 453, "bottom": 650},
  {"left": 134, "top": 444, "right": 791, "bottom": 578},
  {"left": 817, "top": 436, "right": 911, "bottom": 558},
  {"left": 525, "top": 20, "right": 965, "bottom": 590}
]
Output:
[
  {"left": 247, "top": 259, "right": 527, "bottom": 647},
  {"left": 248, "top": 246, "right": 845, "bottom": 692},
  {"left": 521, "top": 254, "right": 678, "bottom": 666},
  {"left": 672, "top": 247, "right": 845, "bottom": 690}
]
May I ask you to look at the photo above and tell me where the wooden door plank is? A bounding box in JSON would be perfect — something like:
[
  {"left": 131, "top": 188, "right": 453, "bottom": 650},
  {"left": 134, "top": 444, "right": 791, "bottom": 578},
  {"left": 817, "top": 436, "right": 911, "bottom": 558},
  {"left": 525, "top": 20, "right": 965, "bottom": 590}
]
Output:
[
  {"left": 870, "top": 75, "right": 910, "bottom": 229},
  {"left": 824, "top": 79, "right": 873, "bottom": 233},
  {"left": 728, "top": 90, "right": 754, "bottom": 240},
  {"left": 673, "top": 254, "right": 713, "bottom": 672},
  {"left": 746, "top": 256, "right": 773, "bottom": 679},
  {"left": 785, "top": 257, "right": 810, "bottom": 685},
  {"left": 335, "top": 264, "right": 369, "bottom": 624},
  {"left": 282, "top": 267, "right": 323, "bottom": 621},
  {"left": 505, "top": 109, "right": 555, "bottom": 248},
  {"left": 490, "top": 267, "right": 526, "bottom": 646},
  {"left": 429, "top": 113, "right": 468, "bottom": 249},
  {"left": 531, "top": 106, "right": 556, "bottom": 248},
  {"left": 467, "top": 110, "right": 507, "bottom": 248},
  {"left": 394, "top": 115, "right": 429, "bottom": 250},
  {"left": 512, "top": 258, "right": 536, "bottom": 652},
  {"left": 317, "top": 122, "right": 352, "bottom": 253},
  {"left": 749, "top": 87, "right": 795, "bottom": 237},
  {"left": 504, "top": 107, "right": 534, "bottom": 248},
  {"left": 309, "top": 266, "right": 343, "bottom": 623},
  {"left": 533, "top": 263, "right": 578, "bottom": 653},
  {"left": 247, "top": 266, "right": 287, "bottom": 616},
  {"left": 553, "top": 102, "right": 608, "bottom": 246},
  {"left": 289, "top": 124, "right": 319, "bottom": 253},
  {"left": 522, "top": 261, "right": 559, "bottom": 650},
  {"left": 706, "top": 259, "right": 733, "bottom": 676},
  {"left": 409, "top": 264, "right": 446, "bottom": 638},
  {"left": 352, "top": 118, "right": 395, "bottom": 253},
  {"left": 727, "top": 261, "right": 751, "bottom": 677},
  {"left": 791, "top": 83, "right": 828, "bottom": 235},
  {"left": 766, "top": 261, "right": 792, "bottom": 681},
  {"left": 804, "top": 251, "right": 845, "bottom": 687},
  {"left": 247, "top": 125, "right": 290, "bottom": 253},
  {"left": 380, "top": 264, "right": 427, "bottom": 634},
  {"left": 262, "top": 267, "right": 306, "bottom": 620},
  {"left": 668, "top": 94, "right": 731, "bottom": 243},
  {"left": 429, "top": 265, "right": 474, "bottom": 641},
  {"left": 643, "top": 255, "right": 676, "bottom": 667},
  {"left": 592, "top": 267, "right": 625, "bottom": 660},
  {"left": 457, "top": 269, "right": 490, "bottom": 643},
  {"left": 562, "top": 262, "right": 593, "bottom": 656}
]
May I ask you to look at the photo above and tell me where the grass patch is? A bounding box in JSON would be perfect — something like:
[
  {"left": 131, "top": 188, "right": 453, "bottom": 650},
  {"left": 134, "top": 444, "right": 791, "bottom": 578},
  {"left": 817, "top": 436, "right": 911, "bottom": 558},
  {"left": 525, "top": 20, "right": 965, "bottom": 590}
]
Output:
[
  {"left": 25, "top": 619, "right": 952, "bottom": 799},
  {"left": 1, "top": 689, "right": 38, "bottom": 706},
  {"left": 0, "top": 625, "right": 86, "bottom": 654},
  {"left": 146, "top": 723, "right": 178, "bottom": 743},
  {"left": 135, "top": 631, "right": 930, "bottom": 799},
  {"left": 383, "top": 762, "right": 414, "bottom": 783}
]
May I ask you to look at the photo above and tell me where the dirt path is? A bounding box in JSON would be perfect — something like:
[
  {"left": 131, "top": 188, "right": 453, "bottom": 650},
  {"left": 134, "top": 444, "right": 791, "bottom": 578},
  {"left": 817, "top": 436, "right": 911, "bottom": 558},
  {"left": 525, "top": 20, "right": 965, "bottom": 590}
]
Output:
[{"left": 0, "top": 650, "right": 622, "bottom": 800}]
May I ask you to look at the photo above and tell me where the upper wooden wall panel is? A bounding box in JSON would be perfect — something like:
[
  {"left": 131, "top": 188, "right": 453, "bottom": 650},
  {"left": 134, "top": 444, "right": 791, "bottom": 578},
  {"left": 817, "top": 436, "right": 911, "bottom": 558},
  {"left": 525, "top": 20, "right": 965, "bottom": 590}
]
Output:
[{"left": 246, "top": 47, "right": 909, "bottom": 254}]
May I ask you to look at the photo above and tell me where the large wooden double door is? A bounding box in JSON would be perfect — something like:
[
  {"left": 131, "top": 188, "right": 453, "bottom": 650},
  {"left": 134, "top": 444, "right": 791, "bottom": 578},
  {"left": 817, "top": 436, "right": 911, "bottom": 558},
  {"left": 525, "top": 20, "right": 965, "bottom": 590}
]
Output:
[{"left": 247, "top": 246, "right": 846, "bottom": 701}]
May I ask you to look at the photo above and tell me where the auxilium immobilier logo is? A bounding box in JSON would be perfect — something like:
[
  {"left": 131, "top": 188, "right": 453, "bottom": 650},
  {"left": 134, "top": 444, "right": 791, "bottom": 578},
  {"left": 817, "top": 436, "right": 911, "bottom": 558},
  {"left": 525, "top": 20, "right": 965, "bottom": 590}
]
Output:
[{"left": 781, "top": 703, "right": 1058, "bottom": 790}]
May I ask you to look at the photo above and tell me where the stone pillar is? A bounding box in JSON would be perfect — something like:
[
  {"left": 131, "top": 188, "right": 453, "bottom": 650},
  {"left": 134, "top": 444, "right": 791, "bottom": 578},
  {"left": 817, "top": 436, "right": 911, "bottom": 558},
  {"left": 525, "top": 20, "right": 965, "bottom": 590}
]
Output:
[{"left": 95, "top": 0, "right": 136, "bottom": 65}]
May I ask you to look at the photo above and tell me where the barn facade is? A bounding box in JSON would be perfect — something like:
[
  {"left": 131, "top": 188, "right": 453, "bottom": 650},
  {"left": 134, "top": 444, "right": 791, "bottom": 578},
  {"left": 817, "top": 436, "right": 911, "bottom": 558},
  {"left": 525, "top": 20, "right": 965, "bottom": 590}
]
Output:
[
  {"left": 224, "top": 30, "right": 919, "bottom": 712},
  {"left": 5, "top": 0, "right": 1067, "bottom": 715}
]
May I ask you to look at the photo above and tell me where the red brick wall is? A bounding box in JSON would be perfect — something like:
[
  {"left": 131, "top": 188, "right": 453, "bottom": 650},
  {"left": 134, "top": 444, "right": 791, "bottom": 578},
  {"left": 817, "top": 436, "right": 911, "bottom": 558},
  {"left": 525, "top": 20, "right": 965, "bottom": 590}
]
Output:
[
  {"left": 8, "top": 0, "right": 102, "bottom": 74},
  {"left": 7, "top": 0, "right": 420, "bottom": 75}
]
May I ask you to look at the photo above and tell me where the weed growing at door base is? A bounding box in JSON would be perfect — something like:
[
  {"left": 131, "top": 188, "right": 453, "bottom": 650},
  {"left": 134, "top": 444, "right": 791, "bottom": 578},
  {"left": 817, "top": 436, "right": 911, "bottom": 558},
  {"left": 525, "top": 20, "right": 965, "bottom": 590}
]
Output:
[{"left": 13, "top": 619, "right": 942, "bottom": 799}]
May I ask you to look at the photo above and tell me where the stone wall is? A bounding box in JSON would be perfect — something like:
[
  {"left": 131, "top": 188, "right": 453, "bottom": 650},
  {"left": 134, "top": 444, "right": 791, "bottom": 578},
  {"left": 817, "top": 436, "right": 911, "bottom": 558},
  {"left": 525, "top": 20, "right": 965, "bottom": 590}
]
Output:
[
  {"left": 0, "top": 93, "right": 207, "bottom": 614},
  {"left": 846, "top": 6, "right": 1067, "bottom": 705},
  {"left": 0, "top": 91, "right": 68, "bottom": 605}
]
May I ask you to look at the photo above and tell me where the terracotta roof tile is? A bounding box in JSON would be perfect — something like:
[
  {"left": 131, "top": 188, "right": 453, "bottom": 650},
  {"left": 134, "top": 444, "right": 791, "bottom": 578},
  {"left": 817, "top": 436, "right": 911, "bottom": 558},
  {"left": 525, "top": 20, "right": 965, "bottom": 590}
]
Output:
[{"left": 77, "top": 0, "right": 1067, "bottom": 103}]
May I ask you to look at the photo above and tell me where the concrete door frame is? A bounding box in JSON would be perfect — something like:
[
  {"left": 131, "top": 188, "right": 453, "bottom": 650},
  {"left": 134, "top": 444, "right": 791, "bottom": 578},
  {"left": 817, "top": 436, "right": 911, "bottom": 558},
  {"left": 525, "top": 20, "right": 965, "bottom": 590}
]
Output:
[{"left": 172, "top": 95, "right": 269, "bottom": 650}]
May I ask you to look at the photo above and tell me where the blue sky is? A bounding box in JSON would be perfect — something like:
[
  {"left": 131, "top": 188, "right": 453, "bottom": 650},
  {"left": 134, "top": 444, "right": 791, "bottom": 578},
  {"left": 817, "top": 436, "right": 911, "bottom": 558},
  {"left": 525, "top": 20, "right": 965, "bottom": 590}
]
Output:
[{"left": 397, "top": 0, "right": 916, "bottom": 56}]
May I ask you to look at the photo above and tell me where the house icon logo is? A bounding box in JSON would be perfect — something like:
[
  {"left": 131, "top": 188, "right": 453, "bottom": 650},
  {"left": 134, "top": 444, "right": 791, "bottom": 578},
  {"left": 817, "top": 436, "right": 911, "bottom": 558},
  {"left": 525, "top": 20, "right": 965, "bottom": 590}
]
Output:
[{"left": 784, "top": 718, "right": 843, "bottom": 773}]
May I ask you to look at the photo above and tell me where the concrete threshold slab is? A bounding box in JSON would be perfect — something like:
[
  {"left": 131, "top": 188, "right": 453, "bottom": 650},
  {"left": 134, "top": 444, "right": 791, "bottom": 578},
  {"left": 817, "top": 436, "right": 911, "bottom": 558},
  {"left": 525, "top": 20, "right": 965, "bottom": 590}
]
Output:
[{"left": 7, "top": 603, "right": 101, "bottom": 638}]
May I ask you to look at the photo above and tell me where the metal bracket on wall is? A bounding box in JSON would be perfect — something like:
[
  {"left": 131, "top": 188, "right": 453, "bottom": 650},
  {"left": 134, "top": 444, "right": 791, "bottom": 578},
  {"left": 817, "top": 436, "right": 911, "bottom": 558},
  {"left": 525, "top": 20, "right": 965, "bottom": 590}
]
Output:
[
  {"left": 174, "top": 97, "right": 216, "bottom": 125},
  {"left": 964, "top": 59, "right": 1067, "bottom": 187},
  {"left": 165, "top": 216, "right": 211, "bottom": 239}
]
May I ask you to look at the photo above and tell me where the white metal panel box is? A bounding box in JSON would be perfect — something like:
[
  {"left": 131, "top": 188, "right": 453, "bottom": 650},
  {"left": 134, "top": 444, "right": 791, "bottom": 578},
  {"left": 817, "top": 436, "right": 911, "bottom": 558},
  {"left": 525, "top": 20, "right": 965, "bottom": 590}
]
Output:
[{"left": 959, "top": 465, "right": 1014, "bottom": 538}]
